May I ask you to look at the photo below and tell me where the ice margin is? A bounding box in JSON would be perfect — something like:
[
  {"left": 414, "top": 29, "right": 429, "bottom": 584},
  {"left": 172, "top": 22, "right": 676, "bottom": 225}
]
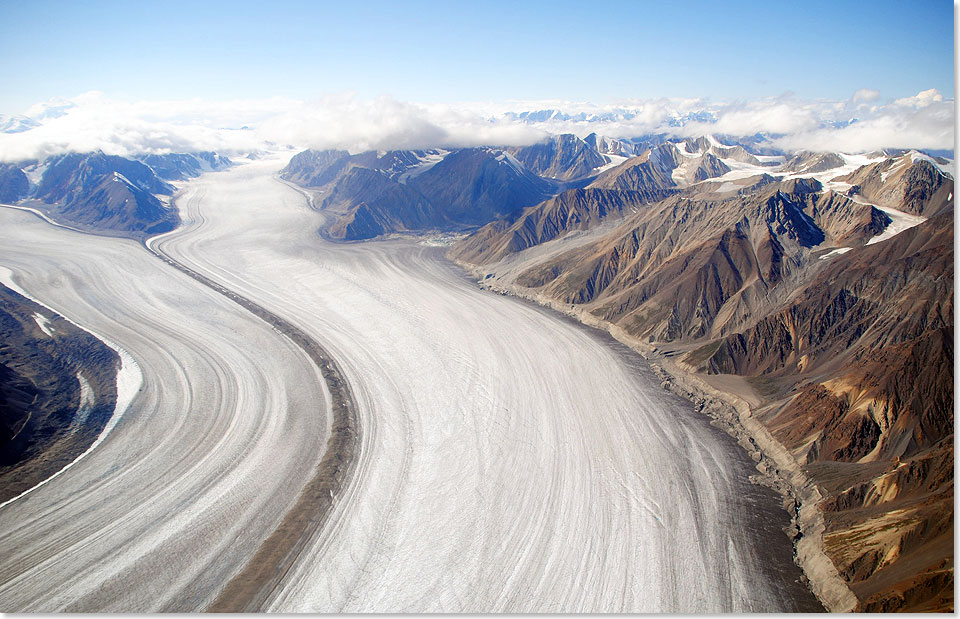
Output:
[
  {"left": 457, "top": 261, "right": 860, "bottom": 613},
  {"left": 0, "top": 266, "right": 143, "bottom": 511}
]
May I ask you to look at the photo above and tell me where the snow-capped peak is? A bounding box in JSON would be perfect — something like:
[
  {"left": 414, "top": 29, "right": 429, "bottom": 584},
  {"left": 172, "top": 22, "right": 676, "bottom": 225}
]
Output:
[
  {"left": 705, "top": 134, "right": 728, "bottom": 149},
  {"left": 0, "top": 114, "right": 41, "bottom": 134},
  {"left": 908, "top": 150, "right": 954, "bottom": 179}
]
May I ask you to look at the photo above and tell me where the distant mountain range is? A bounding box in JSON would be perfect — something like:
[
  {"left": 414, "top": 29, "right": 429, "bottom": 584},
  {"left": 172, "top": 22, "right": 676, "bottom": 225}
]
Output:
[
  {"left": 0, "top": 115, "right": 41, "bottom": 134},
  {"left": 501, "top": 108, "right": 720, "bottom": 127},
  {"left": 0, "top": 151, "right": 231, "bottom": 239}
]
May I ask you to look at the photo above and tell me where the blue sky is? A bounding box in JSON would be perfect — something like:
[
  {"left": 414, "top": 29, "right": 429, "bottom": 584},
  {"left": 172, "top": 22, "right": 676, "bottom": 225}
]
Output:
[{"left": 0, "top": 0, "right": 954, "bottom": 112}]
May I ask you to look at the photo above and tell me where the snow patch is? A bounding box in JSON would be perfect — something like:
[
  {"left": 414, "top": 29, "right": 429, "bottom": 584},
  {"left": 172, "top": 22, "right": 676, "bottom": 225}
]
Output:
[
  {"left": 880, "top": 158, "right": 908, "bottom": 183},
  {"left": 113, "top": 171, "right": 138, "bottom": 188},
  {"left": 672, "top": 141, "right": 696, "bottom": 158},
  {"left": 671, "top": 160, "right": 694, "bottom": 186},
  {"left": 703, "top": 149, "right": 887, "bottom": 190},
  {"left": 73, "top": 372, "right": 95, "bottom": 429},
  {"left": 32, "top": 311, "right": 54, "bottom": 336},
  {"left": 397, "top": 149, "right": 449, "bottom": 184},
  {"left": 824, "top": 180, "right": 853, "bottom": 193},
  {"left": 711, "top": 181, "right": 742, "bottom": 194},
  {"left": 494, "top": 150, "right": 526, "bottom": 176},
  {"left": 705, "top": 155, "right": 771, "bottom": 183},
  {"left": 754, "top": 154, "right": 786, "bottom": 165},
  {"left": 23, "top": 161, "right": 47, "bottom": 187},
  {"left": 782, "top": 151, "right": 885, "bottom": 189},
  {"left": 866, "top": 207, "right": 927, "bottom": 245},
  {"left": 706, "top": 134, "right": 728, "bottom": 149},
  {"left": 591, "top": 154, "right": 628, "bottom": 175},
  {"left": 818, "top": 247, "right": 853, "bottom": 260}
]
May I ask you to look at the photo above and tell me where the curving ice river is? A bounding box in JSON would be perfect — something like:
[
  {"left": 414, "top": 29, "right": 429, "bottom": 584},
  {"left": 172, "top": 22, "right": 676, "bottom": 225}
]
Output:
[{"left": 0, "top": 154, "right": 821, "bottom": 612}]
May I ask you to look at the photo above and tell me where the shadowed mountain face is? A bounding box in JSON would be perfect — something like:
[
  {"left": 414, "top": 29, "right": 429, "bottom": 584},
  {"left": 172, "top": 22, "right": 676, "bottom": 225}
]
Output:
[
  {"left": 29, "top": 152, "right": 179, "bottom": 237},
  {"left": 411, "top": 148, "right": 555, "bottom": 225},
  {"left": 0, "top": 164, "right": 29, "bottom": 203},
  {"left": 456, "top": 177, "right": 890, "bottom": 343},
  {"left": 281, "top": 148, "right": 444, "bottom": 188},
  {"left": 450, "top": 140, "right": 954, "bottom": 612},
  {"left": 453, "top": 187, "right": 666, "bottom": 264},
  {"left": 280, "top": 136, "right": 768, "bottom": 242},
  {"left": 0, "top": 151, "right": 232, "bottom": 239},
  {"left": 279, "top": 148, "right": 353, "bottom": 187},
  {"left": 589, "top": 143, "right": 680, "bottom": 192},
  {"left": 506, "top": 134, "right": 608, "bottom": 180},
  {"left": 136, "top": 152, "right": 231, "bottom": 181},
  {"left": 323, "top": 167, "right": 438, "bottom": 240},
  {"left": 37, "top": 152, "right": 174, "bottom": 202},
  {"left": 0, "top": 284, "right": 119, "bottom": 503},
  {"left": 281, "top": 146, "right": 558, "bottom": 240},
  {"left": 496, "top": 180, "right": 861, "bottom": 342}
]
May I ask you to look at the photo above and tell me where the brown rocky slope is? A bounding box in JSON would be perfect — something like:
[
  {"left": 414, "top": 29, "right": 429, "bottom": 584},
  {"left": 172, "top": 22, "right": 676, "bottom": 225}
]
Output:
[{"left": 449, "top": 144, "right": 954, "bottom": 612}]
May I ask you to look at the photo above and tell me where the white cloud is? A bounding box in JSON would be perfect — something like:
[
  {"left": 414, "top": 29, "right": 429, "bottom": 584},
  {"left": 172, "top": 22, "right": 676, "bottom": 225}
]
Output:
[
  {"left": 0, "top": 92, "right": 285, "bottom": 162},
  {"left": 256, "top": 94, "right": 545, "bottom": 153},
  {"left": 893, "top": 88, "right": 944, "bottom": 108},
  {"left": 774, "top": 90, "right": 954, "bottom": 152},
  {"left": 0, "top": 88, "right": 953, "bottom": 163},
  {"left": 852, "top": 88, "right": 880, "bottom": 103},
  {"left": 681, "top": 98, "right": 822, "bottom": 137}
]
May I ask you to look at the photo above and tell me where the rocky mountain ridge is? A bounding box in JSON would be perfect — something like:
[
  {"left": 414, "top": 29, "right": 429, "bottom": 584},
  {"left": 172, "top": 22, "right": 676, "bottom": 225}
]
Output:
[
  {"left": 506, "top": 133, "right": 608, "bottom": 180},
  {"left": 281, "top": 145, "right": 562, "bottom": 240},
  {"left": 282, "top": 133, "right": 807, "bottom": 242},
  {"left": 0, "top": 151, "right": 231, "bottom": 239},
  {"left": 448, "top": 137, "right": 954, "bottom": 612},
  {"left": 283, "top": 130, "right": 953, "bottom": 246}
]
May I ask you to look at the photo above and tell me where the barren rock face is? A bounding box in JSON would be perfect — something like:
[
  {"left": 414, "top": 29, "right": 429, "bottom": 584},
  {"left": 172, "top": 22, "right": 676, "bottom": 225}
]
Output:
[
  {"left": 507, "top": 134, "right": 608, "bottom": 181},
  {"left": 839, "top": 156, "right": 953, "bottom": 217}
]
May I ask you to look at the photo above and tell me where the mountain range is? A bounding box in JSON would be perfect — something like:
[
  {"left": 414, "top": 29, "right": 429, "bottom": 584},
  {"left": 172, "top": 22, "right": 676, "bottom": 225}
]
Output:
[
  {"left": 279, "top": 145, "right": 560, "bottom": 240},
  {"left": 442, "top": 136, "right": 953, "bottom": 612},
  {"left": 0, "top": 128, "right": 952, "bottom": 611},
  {"left": 285, "top": 131, "right": 954, "bottom": 611},
  {"left": 0, "top": 151, "right": 231, "bottom": 239}
]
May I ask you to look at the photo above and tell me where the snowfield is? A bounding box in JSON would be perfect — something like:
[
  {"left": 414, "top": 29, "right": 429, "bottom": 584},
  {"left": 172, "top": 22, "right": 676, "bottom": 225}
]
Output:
[
  {"left": 865, "top": 206, "right": 927, "bottom": 245},
  {"left": 0, "top": 154, "right": 820, "bottom": 612}
]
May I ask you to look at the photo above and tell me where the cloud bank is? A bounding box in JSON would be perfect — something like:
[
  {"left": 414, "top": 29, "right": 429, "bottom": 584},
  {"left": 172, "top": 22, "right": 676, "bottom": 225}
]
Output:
[{"left": 0, "top": 89, "right": 953, "bottom": 163}]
